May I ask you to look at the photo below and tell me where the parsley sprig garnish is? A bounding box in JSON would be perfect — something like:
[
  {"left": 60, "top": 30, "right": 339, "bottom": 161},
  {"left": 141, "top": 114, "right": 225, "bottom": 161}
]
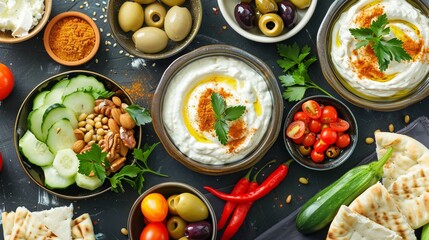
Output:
[
  {"left": 277, "top": 43, "right": 332, "bottom": 102},
  {"left": 211, "top": 92, "right": 246, "bottom": 145},
  {"left": 349, "top": 13, "right": 411, "bottom": 72},
  {"left": 77, "top": 142, "right": 167, "bottom": 194},
  {"left": 78, "top": 144, "right": 110, "bottom": 183}
]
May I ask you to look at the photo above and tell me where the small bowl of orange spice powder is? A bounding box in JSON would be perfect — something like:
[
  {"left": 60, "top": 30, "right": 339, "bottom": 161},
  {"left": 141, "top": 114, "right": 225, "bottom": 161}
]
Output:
[{"left": 43, "top": 11, "right": 100, "bottom": 66}]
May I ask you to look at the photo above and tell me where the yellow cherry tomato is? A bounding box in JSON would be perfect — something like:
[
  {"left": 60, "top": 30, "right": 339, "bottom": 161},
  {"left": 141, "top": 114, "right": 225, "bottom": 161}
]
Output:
[{"left": 141, "top": 193, "right": 169, "bottom": 222}]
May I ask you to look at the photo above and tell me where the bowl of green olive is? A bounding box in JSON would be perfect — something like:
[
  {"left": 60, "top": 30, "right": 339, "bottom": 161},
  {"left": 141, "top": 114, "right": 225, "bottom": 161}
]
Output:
[
  {"left": 108, "top": 0, "right": 202, "bottom": 60},
  {"left": 128, "top": 182, "right": 217, "bottom": 240},
  {"left": 217, "top": 0, "right": 317, "bottom": 43},
  {"left": 283, "top": 95, "right": 358, "bottom": 170}
]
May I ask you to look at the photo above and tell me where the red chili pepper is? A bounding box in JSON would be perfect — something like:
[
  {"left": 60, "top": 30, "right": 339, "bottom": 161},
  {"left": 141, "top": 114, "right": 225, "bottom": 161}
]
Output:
[
  {"left": 217, "top": 167, "right": 253, "bottom": 230},
  {"left": 204, "top": 159, "right": 293, "bottom": 203},
  {"left": 220, "top": 160, "right": 275, "bottom": 240}
]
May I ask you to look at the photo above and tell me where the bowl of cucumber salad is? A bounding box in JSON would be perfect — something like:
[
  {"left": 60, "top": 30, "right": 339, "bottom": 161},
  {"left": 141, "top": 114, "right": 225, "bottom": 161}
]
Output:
[{"left": 14, "top": 70, "right": 142, "bottom": 199}]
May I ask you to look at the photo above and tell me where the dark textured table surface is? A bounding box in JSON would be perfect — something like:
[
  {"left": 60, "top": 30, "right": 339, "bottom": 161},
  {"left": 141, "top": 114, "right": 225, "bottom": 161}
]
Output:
[{"left": 1, "top": 0, "right": 428, "bottom": 239}]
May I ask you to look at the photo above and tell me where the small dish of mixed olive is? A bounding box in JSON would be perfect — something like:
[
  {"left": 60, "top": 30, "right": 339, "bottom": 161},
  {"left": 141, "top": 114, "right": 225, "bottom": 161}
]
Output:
[
  {"left": 217, "top": 0, "right": 317, "bottom": 43},
  {"left": 283, "top": 96, "right": 358, "bottom": 171},
  {"left": 108, "top": 0, "right": 202, "bottom": 59},
  {"left": 128, "top": 182, "right": 217, "bottom": 240}
]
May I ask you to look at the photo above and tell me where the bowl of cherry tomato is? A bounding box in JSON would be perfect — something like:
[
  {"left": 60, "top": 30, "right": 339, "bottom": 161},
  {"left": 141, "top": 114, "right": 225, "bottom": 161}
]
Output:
[
  {"left": 283, "top": 95, "right": 358, "bottom": 170},
  {"left": 128, "top": 182, "right": 217, "bottom": 240}
]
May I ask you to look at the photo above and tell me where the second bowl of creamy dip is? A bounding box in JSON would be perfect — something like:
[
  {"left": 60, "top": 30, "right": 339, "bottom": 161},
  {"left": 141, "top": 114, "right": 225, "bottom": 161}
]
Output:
[
  {"left": 152, "top": 44, "right": 283, "bottom": 175},
  {"left": 318, "top": 0, "right": 429, "bottom": 111}
]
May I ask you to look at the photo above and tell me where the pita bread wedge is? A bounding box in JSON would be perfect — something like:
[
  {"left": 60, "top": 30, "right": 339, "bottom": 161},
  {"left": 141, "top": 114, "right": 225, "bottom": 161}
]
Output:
[
  {"left": 8, "top": 207, "right": 60, "bottom": 240},
  {"left": 2, "top": 211, "right": 15, "bottom": 240},
  {"left": 375, "top": 132, "right": 429, "bottom": 189},
  {"left": 71, "top": 213, "right": 95, "bottom": 240},
  {"left": 348, "top": 182, "right": 416, "bottom": 240},
  {"left": 32, "top": 204, "right": 73, "bottom": 240},
  {"left": 327, "top": 205, "right": 402, "bottom": 240},
  {"left": 388, "top": 166, "right": 429, "bottom": 229}
]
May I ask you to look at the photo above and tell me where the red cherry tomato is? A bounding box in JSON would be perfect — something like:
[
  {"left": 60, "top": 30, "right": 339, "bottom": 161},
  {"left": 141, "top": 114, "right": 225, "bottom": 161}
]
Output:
[
  {"left": 294, "top": 111, "right": 310, "bottom": 124},
  {"left": 308, "top": 119, "right": 322, "bottom": 133},
  {"left": 286, "top": 120, "right": 306, "bottom": 140},
  {"left": 302, "top": 100, "right": 322, "bottom": 119},
  {"left": 310, "top": 150, "right": 325, "bottom": 163},
  {"left": 141, "top": 193, "right": 169, "bottom": 222},
  {"left": 140, "top": 222, "right": 169, "bottom": 240},
  {"left": 330, "top": 119, "right": 350, "bottom": 132},
  {"left": 0, "top": 152, "right": 3, "bottom": 172},
  {"left": 313, "top": 139, "right": 329, "bottom": 152},
  {"left": 293, "top": 134, "right": 304, "bottom": 144},
  {"left": 302, "top": 133, "right": 316, "bottom": 147},
  {"left": 320, "top": 128, "right": 338, "bottom": 145},
  {"left": 336, "top": 133, "right": 351, "bottom": 148},
  {"left": 0, "top": 64, "right": 14, "bottom": 101},
  {"left": 320, "top": 105, "right": 338, "bottom": 123}
]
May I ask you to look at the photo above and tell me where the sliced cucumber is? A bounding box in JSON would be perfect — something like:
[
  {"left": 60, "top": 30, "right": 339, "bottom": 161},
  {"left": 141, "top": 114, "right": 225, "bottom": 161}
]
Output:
[
  {"left": 41, "top": 103, "right": 78, "bottom": 141},
  {"left": 62, "top": 91, "right": 95, "bottom": 116},
  {"left": 46, "top": 119, "right": 77, "bottom": 154},
  {"left": 18, "top": 130, "right": 54, "bottom": 166},
  {"left": 32, "top": 91, "right": 49, "bottom": 110},
  {"left": 52, "top": 149, "right": 79, "bottom": 178},
  {"left": 43, "top": 79, "right": 70, "bottom": 106},
  {"left": 28, "top": 104, "right": 49, "bottom": 141},
  {"left": 43, "top": 165, "right": 75, "bottom": 189},
  {"left": 75, "top": 173, "right": 103, "bottom": 190},
  {"left": 63, "top": 75, "right": 106, "bottom": 97}
]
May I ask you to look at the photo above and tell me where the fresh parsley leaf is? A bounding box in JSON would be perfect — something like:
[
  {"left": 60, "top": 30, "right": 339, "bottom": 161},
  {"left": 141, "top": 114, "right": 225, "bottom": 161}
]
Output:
[
  {"left": 211, "top": 93, "right": 226, "bottom": 118},
  {"left": 77, "top": 144, "right": 110, "bottom": 183},
  {"left": 276, "top": 43, "right": 332, "bottom": 102},
  {"left": 79, "top": 86, "right": 115, "bottom": 99},
  {"left": 125, "top": 104, "right": 152, "bottom": 126},
  {"left": 108, "top": 142, "right": 168, "bottom": 194},
  {"left": 214, "top": 120, "right": 228, "bottom": 145},
  {"left": 349, "top": 13, "right": 411, "bottom": 72},
  {"left": 224, "top": 106, "right": 246, "bottom": 121},
  {"left": 283, "top": 86, "right": 307, "bottom": 102},
  {"left": 211, "top": 93, "right": 246, "bottom": 145}
]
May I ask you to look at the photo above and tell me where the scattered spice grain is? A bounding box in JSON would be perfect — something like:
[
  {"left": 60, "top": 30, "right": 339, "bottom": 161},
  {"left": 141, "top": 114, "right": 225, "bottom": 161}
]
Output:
[
  {"left": 286, "top": 194, "right": 292, "bottom": 204},
  {"left": 404, "top": 115, "right": 410, "bottom": 124},
  {"left": 388, "top": 123, "right": 394, "bottom": 132},
  {"left": 365, "top": 137, "right": 374, "bottom": 144},
  {"left": 298, "top": 177, "right": 308, "bottom": 185}
]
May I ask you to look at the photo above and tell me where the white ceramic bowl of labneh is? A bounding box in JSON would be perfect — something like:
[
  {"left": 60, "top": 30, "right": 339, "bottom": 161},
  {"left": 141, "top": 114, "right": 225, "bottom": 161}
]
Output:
[{"left": 152, "top": 44, "right": 283, "bottom": 175}]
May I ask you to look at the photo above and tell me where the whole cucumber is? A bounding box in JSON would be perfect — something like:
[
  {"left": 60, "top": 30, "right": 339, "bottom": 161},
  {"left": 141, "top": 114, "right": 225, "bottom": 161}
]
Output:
[{"left": 295, "top": 147, "right": 393, "bottom": 234}]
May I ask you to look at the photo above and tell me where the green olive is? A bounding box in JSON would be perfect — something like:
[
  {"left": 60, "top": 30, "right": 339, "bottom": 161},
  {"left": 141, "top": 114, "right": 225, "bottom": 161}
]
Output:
[
  {"left": 298, "top": 145, "right": 311, "bottom": 156},
  {"left": 161, "top": 0, "right": 186, "bottom": 7},
  {"left": 132, "top": 27, "right": 169, "bottom": 53},
  {"left": 290, "top": 0, "right": 311, "bottom": 9},
  {"left": 144, "top": 2, "right": 166, "bottom": 28},
  {"left": 134, "top": 0, "right": 156, "bottom": 4},
  {"left": 178, "top": 237, "right": 188, "bottom": 240},
  {"left": 255, "top": 0, "right": 278, "bottom": 14},
  {"left": 174, "top": 193, "right": 209, "bottom": 222},
  {"left": 258, "top": 13, "right": 284, "bottom": 37},
  {"left": 167, "top": 216, "right": 188, "bottom": 239},
  {"left": 164, "top": 6, "right": 192, "bottom": 42},
  {"left": 168, "top": 194, "right": 179, "bottom": 215},
  {"left": 326, "top": 146, "right": 341, "bottom": 158},
  {"left": 118, "top": 2, "right": 144, "bottom": 32},
  {"left": 241, "top": 0, "right": 253, "bottom": 3}
]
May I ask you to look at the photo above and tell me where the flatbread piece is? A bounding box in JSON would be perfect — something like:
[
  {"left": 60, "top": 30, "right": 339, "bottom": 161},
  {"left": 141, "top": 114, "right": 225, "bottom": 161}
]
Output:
[
  {"left": 348, "top": 182, "right": 416, "bottom": 240},
  {"left": 375, "top": 132, "right": 429, "bottom": 189},
  {"left": 71, "top": 213, "right": 95, "bottom": 240},
  {"left": 327, "top": 205, "right": 402, "bottom": 240}
]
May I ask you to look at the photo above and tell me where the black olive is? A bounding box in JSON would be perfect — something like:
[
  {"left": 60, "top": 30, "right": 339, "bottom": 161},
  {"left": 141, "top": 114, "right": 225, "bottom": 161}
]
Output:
[{"left": 234, "top": 3, "right": 257, "bottom": 30}]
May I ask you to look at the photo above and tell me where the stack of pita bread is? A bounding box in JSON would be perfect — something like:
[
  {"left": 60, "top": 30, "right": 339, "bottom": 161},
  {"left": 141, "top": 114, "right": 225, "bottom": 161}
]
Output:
[
  {"left": 327, "top": 132, "right": 429, "bottom": 239},
  {"left": 2, "top": 204, "right": 95, "bottom": 240}
]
